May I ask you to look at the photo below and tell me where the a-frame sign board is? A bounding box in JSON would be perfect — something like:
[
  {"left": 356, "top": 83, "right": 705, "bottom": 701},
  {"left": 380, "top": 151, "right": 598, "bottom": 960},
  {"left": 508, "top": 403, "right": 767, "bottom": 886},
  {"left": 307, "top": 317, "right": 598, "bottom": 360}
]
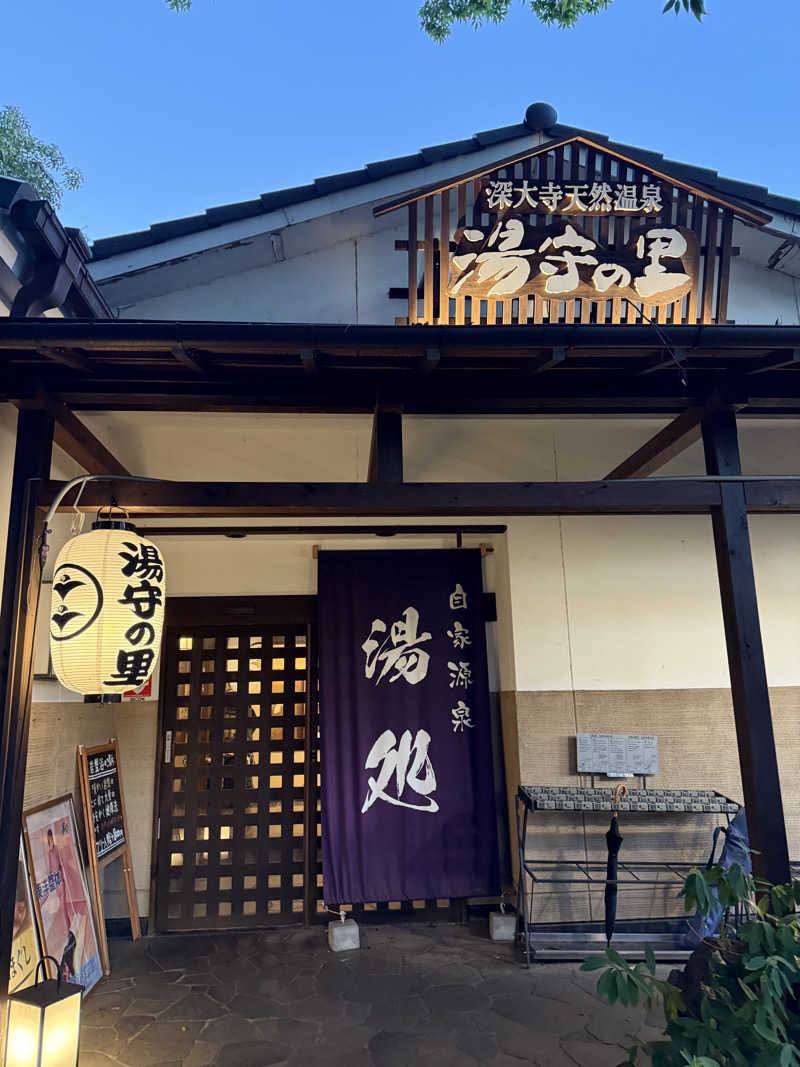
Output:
[
  {"left": 375, "top": 133, "right": 770, "bottom": 328},
  {"left": 77, "top": 739, "right": 140, "bottom": 974}
]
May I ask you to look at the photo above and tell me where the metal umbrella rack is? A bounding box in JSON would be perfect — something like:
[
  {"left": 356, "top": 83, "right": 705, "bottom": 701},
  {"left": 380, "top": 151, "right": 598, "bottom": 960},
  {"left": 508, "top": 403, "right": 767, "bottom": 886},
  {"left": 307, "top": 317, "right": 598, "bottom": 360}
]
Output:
[{"left": 515, "top": 784, "right": 740, "bottom": 966}]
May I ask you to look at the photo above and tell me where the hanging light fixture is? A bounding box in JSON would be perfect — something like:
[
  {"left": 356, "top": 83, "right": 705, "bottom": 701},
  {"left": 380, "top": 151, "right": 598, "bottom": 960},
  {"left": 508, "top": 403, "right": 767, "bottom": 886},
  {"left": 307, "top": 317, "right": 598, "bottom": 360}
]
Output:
[
  {"left": 49, "top": 507, "right": 166, "bottom": 696},
  {"left": 4, "top": 958, "right": 83, "bottom": 1067}
]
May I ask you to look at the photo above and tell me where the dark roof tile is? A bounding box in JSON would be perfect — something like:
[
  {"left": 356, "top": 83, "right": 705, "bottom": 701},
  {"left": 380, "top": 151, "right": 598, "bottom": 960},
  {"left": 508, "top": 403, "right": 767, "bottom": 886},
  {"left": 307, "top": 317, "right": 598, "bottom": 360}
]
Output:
[
  {"left": 365, "top": 153, "right": 425, "bottom": 179},
  {"left": 313, "top": 169, "right": 369, "bottom": 195},
  {"left": 474, "top": 123, "right": 529, "bottom": 147},
  {"left": 419, "top": 138, "right": 478, "bottom": 163},
  {"left": 91, "top": 116, "right": 800, "bottom": 262}
]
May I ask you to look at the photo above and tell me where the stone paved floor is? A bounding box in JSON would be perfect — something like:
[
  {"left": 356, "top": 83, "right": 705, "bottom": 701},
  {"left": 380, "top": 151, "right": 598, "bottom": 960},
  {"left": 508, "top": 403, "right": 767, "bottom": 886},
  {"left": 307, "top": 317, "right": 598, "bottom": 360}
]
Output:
[{"left": 79, "top": 923, "right": 665, "bottom": 1066}]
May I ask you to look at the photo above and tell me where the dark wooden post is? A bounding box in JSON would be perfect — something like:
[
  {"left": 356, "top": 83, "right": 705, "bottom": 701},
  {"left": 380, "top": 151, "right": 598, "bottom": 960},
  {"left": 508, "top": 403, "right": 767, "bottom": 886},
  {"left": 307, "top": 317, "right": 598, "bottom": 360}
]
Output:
[
  {"left": 0, "top": 409, "right": 53, "bottom": 1012},
  {"left": 702, "top": 407, "right": 791, "bottom": 886},
  {"left": 367, "top": 407, "right": 404, "bottom": 483}
]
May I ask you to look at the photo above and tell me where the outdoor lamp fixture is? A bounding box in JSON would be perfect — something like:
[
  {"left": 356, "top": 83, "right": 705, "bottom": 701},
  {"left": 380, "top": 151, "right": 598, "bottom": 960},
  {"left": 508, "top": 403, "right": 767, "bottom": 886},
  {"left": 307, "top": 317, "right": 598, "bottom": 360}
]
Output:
[
  {"left": 49, "top": 506, "right": 166, "bottom": 696},
  {"left": 4, "top": 957, "right": 83, "bottom": 1067}
]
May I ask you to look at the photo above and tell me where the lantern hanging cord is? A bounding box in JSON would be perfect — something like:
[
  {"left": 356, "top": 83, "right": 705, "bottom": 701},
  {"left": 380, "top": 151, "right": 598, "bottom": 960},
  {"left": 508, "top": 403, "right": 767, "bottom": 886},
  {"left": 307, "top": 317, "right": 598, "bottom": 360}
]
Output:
[{"left": 39, "top": 474, "right": 172, "bottom": 569}]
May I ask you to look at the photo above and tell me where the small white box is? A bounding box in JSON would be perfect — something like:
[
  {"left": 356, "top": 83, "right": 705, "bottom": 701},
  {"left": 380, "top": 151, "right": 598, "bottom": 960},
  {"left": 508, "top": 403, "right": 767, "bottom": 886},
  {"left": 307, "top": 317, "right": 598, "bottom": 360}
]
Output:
[
  {"left": 328, "top": 918, "right": 360, "bottom": 952},
  {"left": 489, "top": 911, "right": 517, "bottom": 942}
]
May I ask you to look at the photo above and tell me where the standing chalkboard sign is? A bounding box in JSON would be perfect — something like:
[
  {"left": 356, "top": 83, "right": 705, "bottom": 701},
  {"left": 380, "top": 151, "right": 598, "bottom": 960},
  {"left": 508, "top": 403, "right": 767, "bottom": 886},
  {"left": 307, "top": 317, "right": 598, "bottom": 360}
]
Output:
[{"left": 77, "top": 739, "right": 140, "bottom": 974}]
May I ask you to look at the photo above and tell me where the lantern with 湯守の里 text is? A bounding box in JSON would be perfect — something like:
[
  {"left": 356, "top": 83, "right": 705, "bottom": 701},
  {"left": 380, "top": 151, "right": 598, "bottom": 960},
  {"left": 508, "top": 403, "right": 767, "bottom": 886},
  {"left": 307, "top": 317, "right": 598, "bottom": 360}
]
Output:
[
  {"left": 49, "top": 511, "right": 165, "bottom": 696},
  {"left": 4, "top": 958, "right": 83, "bottom": 1067}
]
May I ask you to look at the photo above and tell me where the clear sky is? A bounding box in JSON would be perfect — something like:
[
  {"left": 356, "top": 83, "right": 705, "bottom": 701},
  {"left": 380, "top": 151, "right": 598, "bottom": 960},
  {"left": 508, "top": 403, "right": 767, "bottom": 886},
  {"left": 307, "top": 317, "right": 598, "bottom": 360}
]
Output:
[{"left": 4, "top": 0, "right": 797, "bottom": 242}]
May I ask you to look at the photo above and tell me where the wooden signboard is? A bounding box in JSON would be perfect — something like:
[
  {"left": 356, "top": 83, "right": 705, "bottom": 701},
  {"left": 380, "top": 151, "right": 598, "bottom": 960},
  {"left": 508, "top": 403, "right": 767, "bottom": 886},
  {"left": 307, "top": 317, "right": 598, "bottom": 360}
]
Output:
[
  {"left": 77, "top": 739, "right": 140, "bottom": 974},
  {"left": 375, "top": 133, "right": 770, "bottom": 327}
]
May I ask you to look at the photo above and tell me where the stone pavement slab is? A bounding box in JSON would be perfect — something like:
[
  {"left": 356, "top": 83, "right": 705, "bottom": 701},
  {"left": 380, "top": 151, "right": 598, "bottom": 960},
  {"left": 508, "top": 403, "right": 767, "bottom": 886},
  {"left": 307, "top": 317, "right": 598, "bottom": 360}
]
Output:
[{"left": 78, "top": 922, "right": 660, "bottom": 1065}]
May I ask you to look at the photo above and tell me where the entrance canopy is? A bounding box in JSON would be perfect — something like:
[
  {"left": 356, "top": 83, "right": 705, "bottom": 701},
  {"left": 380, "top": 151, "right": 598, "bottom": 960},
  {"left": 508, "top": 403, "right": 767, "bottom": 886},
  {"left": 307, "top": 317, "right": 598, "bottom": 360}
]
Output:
[{"left": 2, "top": 319, "right": 800, "bottom": 417}]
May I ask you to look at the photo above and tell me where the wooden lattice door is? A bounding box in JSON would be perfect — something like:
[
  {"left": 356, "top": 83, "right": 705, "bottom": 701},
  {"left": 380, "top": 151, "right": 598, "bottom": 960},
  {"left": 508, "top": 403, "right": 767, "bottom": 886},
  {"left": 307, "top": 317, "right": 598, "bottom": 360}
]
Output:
[{"left": 155, "top": 597, "right": 321, "bottom": 931}]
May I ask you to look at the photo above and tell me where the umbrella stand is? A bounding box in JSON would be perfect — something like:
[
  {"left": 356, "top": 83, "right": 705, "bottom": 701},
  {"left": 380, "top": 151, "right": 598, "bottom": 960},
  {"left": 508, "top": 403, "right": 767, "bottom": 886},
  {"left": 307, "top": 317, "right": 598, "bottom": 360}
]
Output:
[{"left": 604, "top": 783, "right": 627, "bottom": 947}]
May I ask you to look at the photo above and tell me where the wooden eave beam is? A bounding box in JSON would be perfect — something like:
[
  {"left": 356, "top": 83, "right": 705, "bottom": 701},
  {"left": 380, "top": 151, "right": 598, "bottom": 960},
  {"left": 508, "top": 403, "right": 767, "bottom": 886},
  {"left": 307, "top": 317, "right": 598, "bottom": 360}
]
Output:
[
  {"left": 527, "top": 347, "right": 566, "bottom": 376},
  {"left": 418, "top": 348, "right": 440, "bottom": 376},
  {"left": 636, "top": 349, "right": 689, "bottom": 377},
  {"left": 36, "top": 344, "right": 94, "bottom": 375},
  {"left": 171, "top": 344, "right": 208, "bottom": 375},
  {"left": 37, "top": 477, "right": 800, "bottom": 519},
  {"left": 300, "top": 348, "right": 320, "bottom": 375},
  {"left": 745, "top": 348, "right": 800, "bottom": 376}
]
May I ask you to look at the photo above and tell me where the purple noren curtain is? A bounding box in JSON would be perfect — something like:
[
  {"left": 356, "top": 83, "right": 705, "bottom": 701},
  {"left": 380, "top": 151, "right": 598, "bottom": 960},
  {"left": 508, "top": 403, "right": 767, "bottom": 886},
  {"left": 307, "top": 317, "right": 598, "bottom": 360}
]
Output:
[{"left": 319, "top": 548, "right": 499, "bottom": 905}]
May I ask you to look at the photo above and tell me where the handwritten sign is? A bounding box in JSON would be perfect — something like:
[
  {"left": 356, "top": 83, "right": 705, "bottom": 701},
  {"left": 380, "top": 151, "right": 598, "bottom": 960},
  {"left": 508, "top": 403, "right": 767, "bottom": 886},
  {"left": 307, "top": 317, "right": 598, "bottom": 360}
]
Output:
[
  {"left": 576, "top": 733, "right": 659, "bottom": 776},
  {"left": 85, "top": 746, "right": 125, "bottom": 860},
  {"left": 77, "top": 739, "right": 140, "bottom": 973}
]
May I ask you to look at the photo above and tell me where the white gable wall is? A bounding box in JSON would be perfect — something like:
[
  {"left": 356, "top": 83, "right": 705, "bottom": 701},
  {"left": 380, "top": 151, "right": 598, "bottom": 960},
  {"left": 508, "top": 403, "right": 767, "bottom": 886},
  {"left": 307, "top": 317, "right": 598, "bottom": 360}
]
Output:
[{"left": 98, "top": 210, "right": 800, "bottom": 326}]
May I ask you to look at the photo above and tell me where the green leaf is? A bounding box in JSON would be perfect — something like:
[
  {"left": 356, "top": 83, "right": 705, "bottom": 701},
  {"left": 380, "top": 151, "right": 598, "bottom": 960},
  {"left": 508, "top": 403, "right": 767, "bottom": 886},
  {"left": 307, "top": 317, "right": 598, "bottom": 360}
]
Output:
[{"left": 645, "top": 944, "right": 657, "bottom": 976}]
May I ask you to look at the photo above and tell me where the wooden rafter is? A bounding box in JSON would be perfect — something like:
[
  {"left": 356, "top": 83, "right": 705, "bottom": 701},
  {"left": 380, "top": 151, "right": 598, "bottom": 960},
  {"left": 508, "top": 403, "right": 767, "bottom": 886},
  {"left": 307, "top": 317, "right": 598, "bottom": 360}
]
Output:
[
  {"left": 604, "top": 393, "right": 725, "bottom": 479},
  {"left": 16, "top": 398, "right": 130, "bottom": 475},
  {"left": 36, "top": 344, "right": 94, "bottom": 375},
  {"left": 171, "top": 344, "right": 208, "bottom": 375}
]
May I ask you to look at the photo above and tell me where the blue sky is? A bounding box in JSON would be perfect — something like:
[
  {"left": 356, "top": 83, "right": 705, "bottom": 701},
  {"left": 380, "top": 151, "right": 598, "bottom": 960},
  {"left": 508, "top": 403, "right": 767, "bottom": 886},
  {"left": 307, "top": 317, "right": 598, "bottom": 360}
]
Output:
[{"left": 4, "top": 0, "right": 797, "bottom": 241}]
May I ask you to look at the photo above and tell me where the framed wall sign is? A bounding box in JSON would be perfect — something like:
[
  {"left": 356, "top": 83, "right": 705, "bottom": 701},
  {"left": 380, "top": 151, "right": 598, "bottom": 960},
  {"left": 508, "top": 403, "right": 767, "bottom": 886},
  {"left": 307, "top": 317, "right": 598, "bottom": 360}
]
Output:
[
  {"left": 22, "top": 793, "right": 103, "bottom": 994},
  {"left": 77, "top": 739, "right": 140, "bottom": 973}
]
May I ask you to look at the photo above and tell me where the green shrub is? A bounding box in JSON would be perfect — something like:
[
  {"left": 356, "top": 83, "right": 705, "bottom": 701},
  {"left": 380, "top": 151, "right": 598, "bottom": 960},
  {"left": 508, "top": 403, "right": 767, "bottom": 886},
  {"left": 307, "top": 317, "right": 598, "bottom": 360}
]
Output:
[{"left": 581, "top": 865, "right": 800, "bottom": 1066}]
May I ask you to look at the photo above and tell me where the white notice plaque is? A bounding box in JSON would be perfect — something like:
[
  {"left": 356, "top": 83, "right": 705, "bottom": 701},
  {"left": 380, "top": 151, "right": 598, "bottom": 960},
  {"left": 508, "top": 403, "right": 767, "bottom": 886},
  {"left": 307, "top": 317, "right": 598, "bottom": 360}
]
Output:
[{"left": 576, "top": 733, "right": 659, "bottom": 776}]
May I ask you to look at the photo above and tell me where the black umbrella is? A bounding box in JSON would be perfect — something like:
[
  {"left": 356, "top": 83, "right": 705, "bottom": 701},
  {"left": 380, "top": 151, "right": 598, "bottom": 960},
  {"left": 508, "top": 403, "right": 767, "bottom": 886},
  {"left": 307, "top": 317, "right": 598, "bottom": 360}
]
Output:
[{"left": 604, "top": 784, "right": 627, "bottom": 946}]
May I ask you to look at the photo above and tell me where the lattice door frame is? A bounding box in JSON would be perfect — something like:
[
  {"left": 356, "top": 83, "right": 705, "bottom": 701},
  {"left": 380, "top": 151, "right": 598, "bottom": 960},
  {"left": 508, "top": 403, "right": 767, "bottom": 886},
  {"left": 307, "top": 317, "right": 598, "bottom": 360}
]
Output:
[{"left": 150, "top": 596, "right": 321, "bottom": 933}]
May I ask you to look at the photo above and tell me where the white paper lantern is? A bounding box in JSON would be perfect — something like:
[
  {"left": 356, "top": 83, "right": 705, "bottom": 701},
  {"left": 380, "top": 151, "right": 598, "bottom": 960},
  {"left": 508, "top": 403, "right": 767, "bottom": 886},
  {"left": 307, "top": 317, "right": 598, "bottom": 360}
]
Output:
[{"left": 49, "top": 514, "right": 165, "bottom": 696}]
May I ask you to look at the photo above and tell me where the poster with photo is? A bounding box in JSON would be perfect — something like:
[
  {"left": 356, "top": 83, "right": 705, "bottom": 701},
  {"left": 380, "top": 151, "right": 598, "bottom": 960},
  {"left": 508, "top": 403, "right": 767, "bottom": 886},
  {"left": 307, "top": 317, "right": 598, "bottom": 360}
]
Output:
[
  {"left": 9, "top": 839, "right": 41, "bottom": 994},
  {"left": 23, "top": 795, "right": 102, "bottom": 994}
]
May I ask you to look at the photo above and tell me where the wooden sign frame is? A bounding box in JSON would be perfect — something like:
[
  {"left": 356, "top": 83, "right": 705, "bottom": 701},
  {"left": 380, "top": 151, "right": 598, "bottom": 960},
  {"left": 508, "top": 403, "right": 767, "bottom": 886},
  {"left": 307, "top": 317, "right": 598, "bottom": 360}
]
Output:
[{"left": 77, "top": 739, "right": 140, "bottom": 975}]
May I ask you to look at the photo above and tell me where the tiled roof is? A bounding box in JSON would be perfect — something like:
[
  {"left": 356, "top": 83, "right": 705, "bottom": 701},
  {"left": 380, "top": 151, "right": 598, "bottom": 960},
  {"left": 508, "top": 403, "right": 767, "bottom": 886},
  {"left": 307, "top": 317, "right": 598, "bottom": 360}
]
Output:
[{"left": 90, "top": 114, "right": 798, "bottom": 263}]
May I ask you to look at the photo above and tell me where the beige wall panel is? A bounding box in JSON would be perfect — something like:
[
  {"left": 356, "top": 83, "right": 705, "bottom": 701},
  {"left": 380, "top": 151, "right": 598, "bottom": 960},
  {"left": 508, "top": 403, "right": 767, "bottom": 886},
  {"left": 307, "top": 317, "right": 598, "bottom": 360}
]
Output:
[
  {"left": 562, "top": 516, "right": 730, "bottom": 691},
  {"left": 572, "top": 689, "right": 743, "bottom": 800},
  {"left": 404, "top": 416, "right": 557, "bottom": 482},
  {"left": 750, "top": 516, "right": 800, "bottom": 687},
  {"left": 79, "top": 412, "right": 370, "bottom": 481},
  {"left": 23, "top": 701, "right": 157, "bottom": 919},
  {"left": 506, "top": 519, "right": 572, "bottom": 692},
  {"left": 510, "top": 687, "right": 800, "bottom": 924}
]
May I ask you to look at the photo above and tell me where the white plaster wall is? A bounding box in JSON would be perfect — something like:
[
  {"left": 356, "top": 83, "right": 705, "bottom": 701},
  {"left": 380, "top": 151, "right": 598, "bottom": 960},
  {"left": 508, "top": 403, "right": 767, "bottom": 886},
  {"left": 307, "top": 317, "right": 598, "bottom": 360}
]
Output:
[
  {"left": 119, "top": 242, "right": 361, "bottom": 323},
  {"left": 113, "top": 231, "right": 800, "bottom": 327},
  {"left": 96, "top": 188, "right": 800, "bottom": 327},
  {"left": 728, "top": 256, "right": 800, "bottom": 326}
]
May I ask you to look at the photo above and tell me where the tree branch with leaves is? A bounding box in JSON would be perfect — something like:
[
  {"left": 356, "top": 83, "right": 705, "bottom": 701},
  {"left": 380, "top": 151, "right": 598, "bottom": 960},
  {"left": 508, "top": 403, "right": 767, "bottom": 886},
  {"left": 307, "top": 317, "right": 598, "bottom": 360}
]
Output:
[
  {"left": 0, "top": 107, "right": 83, "bottom": 207},
  {"left": 418, "top": 0, "right": 707, "bottom": 41}
]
